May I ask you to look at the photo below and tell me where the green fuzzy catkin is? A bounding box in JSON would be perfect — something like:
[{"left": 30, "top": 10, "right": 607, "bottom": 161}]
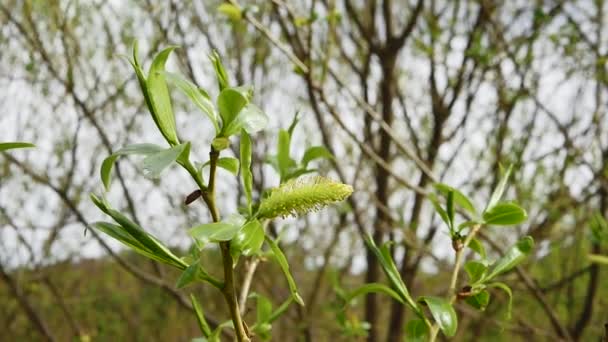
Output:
[{"left": 258, "top": 176, "right": 353, "bottom": 219}]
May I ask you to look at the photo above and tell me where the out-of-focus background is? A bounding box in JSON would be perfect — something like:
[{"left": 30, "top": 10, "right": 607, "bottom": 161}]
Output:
[{"left": 1, "top": 0, "right": 607, "bottom": 341}]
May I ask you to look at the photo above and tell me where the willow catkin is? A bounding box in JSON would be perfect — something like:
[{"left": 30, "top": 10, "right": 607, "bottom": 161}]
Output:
[{"left": 257, "top": 176, "right": 353, "bottom": 219}]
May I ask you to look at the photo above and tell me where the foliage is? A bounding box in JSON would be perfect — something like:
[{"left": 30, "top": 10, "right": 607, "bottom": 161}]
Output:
[{"left": 90, "top": 43, "right": 351, "bottom": 341}]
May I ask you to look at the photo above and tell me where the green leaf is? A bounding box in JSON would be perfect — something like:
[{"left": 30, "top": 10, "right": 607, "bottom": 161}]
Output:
[
  {"left": 0, "top": 142, "right": 35, "bottom": 152},
  {"left": 254, "top": 293, "right": 273, "bottom": 324},
  {"left": 209, "top": 51, "right": 229, "bottom": 91},
  {"left": 486, "top": 164, "right": 513, "bottom": 211},
  {"left": 287, "top": 112, "right": 300, "bottom": 137},
  {"left": 588, "top": 254, "right": 608, "bottom": 265},
  {"left": 467, "top": 238, "right": 487, "bottom": 260},
  {"left": 447, "top": 190, "right": 455, "bottom": 230},
  {"left": 218, "top": 87, "right": 250, "bottom": 135},
  {"left": 487, "top": 282, "right": 513, "bottom": 319},
  {"left": 464, "top": 261, "right": 487, "bottom": 283},
  {"left": 486, "top": 236, "right": 534, "bottom": 280},
  {"left": 418, "top": 296, "right": 457, "bottom": 337},
  {"left": 176, "top": 262, "right": 200, "bottom": 288},
  {"left": 147, "top": 46, "right": 180, "bottom": 146},
  {"left": 464, "top": 290, "right": 490, "bottom": 311},
  {"left": 189, "top": 215, "right": 245, "bottom": 244},
  {"left": 129, "top": 41, "right": 155, "bottom": 130},
  {"left": 429, "top": 194, "right": 450, "bottom": 229},
  {"left": 240, "top": 130, "right": 253, "bottom": 215},
  {"left": 207, "top": 321, "right": 233, "bottom": 342},
  {"left": 142, "top": 143, "right": 189, "bottom": 179},
  {"left": 365, "top": 236, "right": 417, "bottom": 310},
  {"left": 216, "top": 157, "right": 240, "bottom": 175},
  {"left": 434, "top": 183, "right": 477, "bottom": 216},
  {"left": 223, "top": 103, "right": 268, "bottom": 136},
  {"left": 483, "top": 202, "right": 527, "bottom": 226},
  {"left": 458, "top": 220, "right": 480, "bottom": 232},
  {"left": 345, "top": 283, "right": 404, "bottom": 304},
  {"left": 165, "top": 72, "right": 219, "bottom": 133},
  {"left": 282, "top": 168, "right": 317, "bottom": 183},
  {"left": 277, "top": 129, "right": 293, "bottom": 181},
  {"left": 217, "top": 3, "right": 242, "bottom": 21},
  {"left": 190, "top": 294, "right": 212, "bottom": 337},
  {"left": 100, "top": 144, "right": 164, "bottom": 191},
  {"left": 301, "top": 146, "right": 334, "bottom": 167},
  {"left": 231, "top": 219, "right": 264, "bottom": 257},
  {"left": 90, "top": 195, "right": 186, "bottom": 269},
  {"left": 211, "top": 137, "right": 230, "bottom": 151},
  {"left": 250, "top": 294, "right": 275, "bottom": 340},
  {"left": 405, "top": 319, "right": 429, "bottom": 342},
  {"left": 265, "top": 236, "right": 304, "bottom": 306},
  {"left": 92, "top": 222, "right": 151, "bottom": 258}
]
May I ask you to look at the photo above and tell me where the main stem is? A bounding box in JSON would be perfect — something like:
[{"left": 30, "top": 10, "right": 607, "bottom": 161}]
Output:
[
  {"left": 203, "top": 148, "right": 249, "bottom": 342},
  {"left": 429, "top": 224, "right": 482, "bottom": 342}
]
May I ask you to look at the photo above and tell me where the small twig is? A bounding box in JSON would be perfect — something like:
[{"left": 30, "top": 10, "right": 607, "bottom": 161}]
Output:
[
  {"left": 200, "top": 147, "right": 250, "bottom": 342},
  {"left": 430, "top": 224, "right": 482, "bottom": 342},
  {"left": 239, "top": 257, "right": 261, "bottom": 313}
]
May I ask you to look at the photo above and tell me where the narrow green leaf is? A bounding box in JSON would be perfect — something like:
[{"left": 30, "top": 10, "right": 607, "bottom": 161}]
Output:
[
  {"left": 0, "top": 142, "right": 35, "bottom": 152},
  {"left": 487, "top": 282, "right": 513, "bottom": 319},
  {"left": 429, "top": 194, "right": 450, "bottom": 229},
  {"left": 90, "top": 195, "right": 186, "bottom": 269},
  {"left": 287, "top": 112, "right": 300, "bottom": 137},
  {"left": 277, "top": 129, "right": 293, "bottom": 181},
  {"left": 483, "top": 202, "right": 527, "bottom": 226},
  {"left": 92, "top": 222, "right": 151, "bottom": 257},
  {"left": 345, "top": 283, "right": 404, "bottom": 304},
  {"left": 128, "top": 41, "right": 155, "bottom": 126},
  {"left": 231, "top": 219, "right": 264, "bottom": 256},
  {"left": 486, "top": 164, "right": 513, "bottom": 211},
  {"left": 240, "top": 130, "right": 253, "bottom": 215},
  {"left": 464, "top": 260, "right": 487, "bottom": 284},
  {"left": 254, "top": 293, "right": 273, "bottom": 324},
  {"left": 405, "top": 319, "right": 429, "bottom": 342},
  {"left": 265, "top": 236, "right": 304, "bottom": 306},
  {"left": 458, "top": 220, "right": 480, "bottom": 232},
  {"left": 216, "top": 157, "right": 240, "bottom": 175},
  {"left": 223, "top": 103, "right": 268, "bottom": 136},
  {"left": 189, "top": 218, "right": 244, "bottom": 244},
  {"left": 218, "top": 87, "right": 249, "bottom": 134},
  {"left": 434, "top": 183, "right": 477, "bottom": 216},
  {"left": 467, "top": 238, "right": 487, "bottom": 260},
  {"left": 283, "top": 168, "right": 317, "bottom": 183},
  {"left": 418, "top": 296, "right": 457, "bottom": 337},
  {"left": 100, "top": 144, "right": 164, "bottom": 190},
  {"left": 208, "top": 321, "right": 233, "bottom": 342},
  {"left": 365, "top": 236, "right": 417, "bottom": 310},
  {"left": 301, "top": 146, "right": 334, "bottom": 167},
  {"left": 486, "top": 236, "right": 534, "bottom": 280},
  {"left": 209, "top": 51, "right": 230, "bottom": 91},
  {"left": 165, "top": 71, "right": 219, "bottom": 133},
  {"left": 190, "top": 294, "right": 212, "bottom": 337},
  {"left": 176, "top": 262, "right": 200, "bottom": 288},
  {"left": 147, "top": 46, "right": 180, "bottom": 146},
  {"left": 464, "top": 290, "right": 490, "bottom": 311},
  {"left": 142, "top": 143, "right": 188, "bottom": 179},
  {"left": 447, "top": 190, "right": 455, "bottom": 231}
]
